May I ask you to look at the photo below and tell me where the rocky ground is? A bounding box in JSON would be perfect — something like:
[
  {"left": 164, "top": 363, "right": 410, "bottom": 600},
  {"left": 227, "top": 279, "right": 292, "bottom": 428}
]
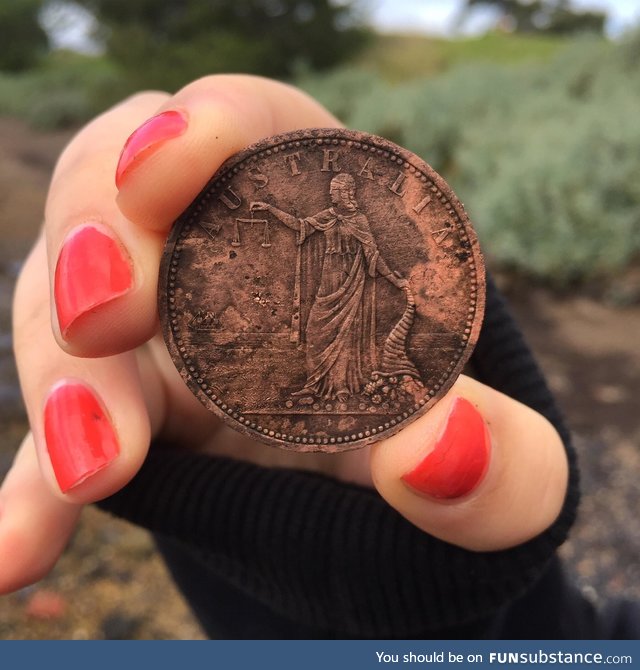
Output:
[
  {"left": 508, "top": 288, "right": 640, "bottom": 604},
  {"left": 0, "top": 117, "right": 638, "bottom": 638}
]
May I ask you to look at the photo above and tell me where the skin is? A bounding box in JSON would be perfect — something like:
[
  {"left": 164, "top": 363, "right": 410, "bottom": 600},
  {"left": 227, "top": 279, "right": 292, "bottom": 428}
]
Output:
[{"left": 0, "top": 75, "right": 568, "bottom": 594}]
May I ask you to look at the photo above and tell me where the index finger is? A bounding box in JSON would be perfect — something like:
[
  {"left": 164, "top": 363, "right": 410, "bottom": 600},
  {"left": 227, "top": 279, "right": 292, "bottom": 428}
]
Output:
[{"left": 115, "top": 75, "right": 341, "bottom": 231}]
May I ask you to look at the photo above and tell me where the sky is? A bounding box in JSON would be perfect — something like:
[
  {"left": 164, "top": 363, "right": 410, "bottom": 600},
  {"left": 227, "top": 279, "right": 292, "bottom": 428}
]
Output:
[
  {"left": 43, "top": 0, "right": 640, "bottom": 53},
  {"left": 370, "top": 0, "right": 640, "bottom": 37}
]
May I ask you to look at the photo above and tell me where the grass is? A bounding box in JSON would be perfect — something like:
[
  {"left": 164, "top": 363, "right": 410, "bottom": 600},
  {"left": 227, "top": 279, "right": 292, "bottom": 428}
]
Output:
[{"left": 352, "top": 30, "right": 580, "bottom": 82}]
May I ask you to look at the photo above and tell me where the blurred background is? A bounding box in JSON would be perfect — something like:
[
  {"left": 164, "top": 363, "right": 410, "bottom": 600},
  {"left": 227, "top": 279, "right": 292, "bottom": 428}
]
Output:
[{"left": 1, "top": 0, "right": 639, "bottom": 639}]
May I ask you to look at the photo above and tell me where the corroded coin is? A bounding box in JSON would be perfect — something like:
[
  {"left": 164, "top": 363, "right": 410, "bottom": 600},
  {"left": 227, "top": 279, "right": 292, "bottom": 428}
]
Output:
[{"left": 159, "top": 128, "right": 485, "bottom": 452}]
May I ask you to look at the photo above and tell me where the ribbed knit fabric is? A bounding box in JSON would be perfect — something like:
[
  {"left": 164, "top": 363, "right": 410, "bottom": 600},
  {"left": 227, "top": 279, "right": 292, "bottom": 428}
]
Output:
[{"left": 97, "top": 273, "right": 580, "bottom": 638}]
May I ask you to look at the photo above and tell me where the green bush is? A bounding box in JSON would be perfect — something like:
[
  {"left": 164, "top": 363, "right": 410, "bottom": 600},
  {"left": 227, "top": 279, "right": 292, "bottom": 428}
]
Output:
[
  {"left": 0, "top": 51, "right": 125, "bottom": 129},
  {"left": 0, "top": 0, "right": 49, "bottom": 72},
  {"left": 298, "top": 34, "right": 640, "bottom": 286},
  {"left": 2, "top": 31, "right": 638, "bottom": 286}
]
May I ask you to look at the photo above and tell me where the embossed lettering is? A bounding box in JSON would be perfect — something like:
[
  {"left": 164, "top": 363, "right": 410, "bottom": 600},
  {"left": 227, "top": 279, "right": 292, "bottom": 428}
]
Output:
[
  {"left": 358, "top": 157, "right": 375, "bottom": 181},
  {"left": 389, "top": 171, "right": 407, "bottom": 197},
  {"left": 284, "top": 151, "right": 302, "bottom": 176},
  {"left": 413, "top": 195, "right": 432, "bottom": 214},
  {"left": 432, "top": 225, "right": 452, "bottom": 245},
  {"left": 248, "top": 167, "right": 269, "bottom": 189},
  {"left": 197, "top": 220, "right": 221, "bottom": 241},
  {"left": 321, "top": 149, "right": 341, "bottom": 172},
  {"left": 218, "top": 187, "right": 242, "bottom": 210}
]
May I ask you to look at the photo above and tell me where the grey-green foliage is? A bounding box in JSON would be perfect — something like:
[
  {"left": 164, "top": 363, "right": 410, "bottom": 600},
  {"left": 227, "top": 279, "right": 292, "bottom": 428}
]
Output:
[
  {"left": 299, "top": 34, "right": 640, "bottom": 285},
  {"left": 0, "top": 0, "right": 49, "bottom": 72},
  {"left": 0, "top": 52, "right": 122, "bottom": 129}
]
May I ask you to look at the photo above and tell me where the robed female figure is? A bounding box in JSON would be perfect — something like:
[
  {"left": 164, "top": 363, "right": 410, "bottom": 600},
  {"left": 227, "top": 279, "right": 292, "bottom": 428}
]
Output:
[{"left": 251, "top": 173, "right": 413, "bottom": 403}]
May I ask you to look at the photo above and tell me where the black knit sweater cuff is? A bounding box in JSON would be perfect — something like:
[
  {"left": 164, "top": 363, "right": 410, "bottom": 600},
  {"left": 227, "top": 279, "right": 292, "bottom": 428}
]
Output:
[
  {"left": 97, "top": 447, "right": 577, "bottom": 638},
  {"left": 97, "top": 274, "right": 579, "bottom": 637}
]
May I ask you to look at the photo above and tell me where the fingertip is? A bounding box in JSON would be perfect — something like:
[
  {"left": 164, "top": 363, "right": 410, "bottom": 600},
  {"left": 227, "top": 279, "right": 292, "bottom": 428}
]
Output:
[
  {"left": 0, "top": 436, "right": 81, "bottom": 594},
  {"left": 0, "top": 523, "right": 63, "bottom": 594},
  {"left": 400, "top": 396, "right": 491, "bottom": 501},
  {"left": 370, "top": 376, "right": 569, "bottom": 551},
  {"left": 49, "top": 219, "right": 163, "bottom": 358},
  {"left": 53, "top": 223, "right": 134, "bottom": 341},
  {"left": 115, "top": 109, "right": 189, "bottom": 190},
  {"left": 114, "top": 75, "right": 340, "bottom": 232},
  {"left": 38, "top": 375, "right": 151, "bottom": 504},
  {"left": 53, "top": 290, "right": 159, "bottom": 359},
  {"left": 114, "top": 96, "right": 261, "bottom": 231}
]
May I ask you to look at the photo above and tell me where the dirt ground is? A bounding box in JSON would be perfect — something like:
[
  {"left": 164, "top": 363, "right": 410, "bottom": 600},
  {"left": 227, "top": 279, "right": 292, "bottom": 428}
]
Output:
[{"left": 0, "top": 117, "right": 638, "bottom": 639}]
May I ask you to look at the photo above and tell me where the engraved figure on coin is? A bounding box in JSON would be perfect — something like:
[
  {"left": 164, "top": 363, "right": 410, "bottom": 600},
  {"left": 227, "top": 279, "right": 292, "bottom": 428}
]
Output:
[{"left": 251, "top": 173, "right": 423, "bottom": 403}]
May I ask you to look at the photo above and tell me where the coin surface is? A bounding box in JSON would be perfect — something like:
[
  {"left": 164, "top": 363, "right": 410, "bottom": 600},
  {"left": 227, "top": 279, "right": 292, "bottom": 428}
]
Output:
[{"left": 159, "top": 128, "right": 485, "bottom": 452}]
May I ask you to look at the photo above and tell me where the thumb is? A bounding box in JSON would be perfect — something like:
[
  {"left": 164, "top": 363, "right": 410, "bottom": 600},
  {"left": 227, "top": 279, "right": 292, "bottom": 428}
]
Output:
[{"left": 370, "top": 374, "right": 569, "bottom": 552}]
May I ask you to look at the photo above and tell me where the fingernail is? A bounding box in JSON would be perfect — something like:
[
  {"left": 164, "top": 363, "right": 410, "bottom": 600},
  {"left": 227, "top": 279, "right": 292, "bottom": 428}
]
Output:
[
  {"left": 115, "top": 110, "right": 187, "bottom": 188},
  {"left": 402, "top": 397, "right": 491, "bottom": 499},
  {"left": 44, "top": 382, "right": 120, "bottom": 493},
  {"left": 54, "top": 224, "right": 132, "bottom": 338}
]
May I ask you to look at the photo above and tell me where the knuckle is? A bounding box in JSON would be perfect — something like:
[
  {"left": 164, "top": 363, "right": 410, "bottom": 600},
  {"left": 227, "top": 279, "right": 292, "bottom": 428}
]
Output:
[
  {"left": 176, "top": 74, "right": 264, "bottom": 103},
  {"left": 50, "top": 144, "right": 115, "bottom": 192},
  {"left": 178, "top": 73, "right": 229, "bottom": 93},
  {"left": 120, "top": 90, "right": 170, "bottom": 110},
  {"left": 13, "top": 238, "right": 51, "bottom": 353}
]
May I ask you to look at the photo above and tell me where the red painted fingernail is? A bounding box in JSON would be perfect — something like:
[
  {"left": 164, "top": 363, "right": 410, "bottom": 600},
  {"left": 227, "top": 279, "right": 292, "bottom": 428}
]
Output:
[
  {"left": 44, "top": 382, "right": 120, "bottom": 493},
  {"left": 115, "top": 110, "right": 187, "bottom": 188},
  {"left": 54, "top": 224, "right": 132, "bottom": 338},
  {"left": 402, "top": 397, "right": 491, "bottom": 499}
]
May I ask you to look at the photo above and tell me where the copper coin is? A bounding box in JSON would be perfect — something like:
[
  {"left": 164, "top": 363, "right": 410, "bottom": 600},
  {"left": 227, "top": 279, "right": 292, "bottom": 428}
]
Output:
[{"left": 159, "top": 128, "right": 485, "bottom": 452}]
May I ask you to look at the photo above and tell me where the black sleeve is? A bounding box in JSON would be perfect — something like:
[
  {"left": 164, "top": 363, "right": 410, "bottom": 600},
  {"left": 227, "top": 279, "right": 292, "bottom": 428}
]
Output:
[{"left": 97, "top": 274, "right": 581, "bottom": 639}]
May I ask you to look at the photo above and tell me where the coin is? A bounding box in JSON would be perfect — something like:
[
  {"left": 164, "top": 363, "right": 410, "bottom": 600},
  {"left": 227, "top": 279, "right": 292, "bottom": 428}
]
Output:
[{"left": 159, "top": 128, "right": 485, "bottom": 452}]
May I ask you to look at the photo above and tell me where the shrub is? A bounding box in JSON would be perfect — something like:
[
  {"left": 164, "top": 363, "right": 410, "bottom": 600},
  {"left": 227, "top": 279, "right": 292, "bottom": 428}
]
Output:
[
  {"left": 0, "top": 52, "right": 124, "bottom": 130},
  {"left": 298, "top": 34, "right": 640, "bottom": 286}
]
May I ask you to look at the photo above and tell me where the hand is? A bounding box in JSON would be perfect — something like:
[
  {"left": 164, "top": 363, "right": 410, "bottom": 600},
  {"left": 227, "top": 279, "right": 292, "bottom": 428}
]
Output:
[
  {"left": 250, "top": 201, "right": 270, "bottom": 212},
  {"left": 386, "top": 271, "right": 408, "bottom": 291},
  {"left": 1, "top": 75, "right": 569, "bottom": 594}
]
